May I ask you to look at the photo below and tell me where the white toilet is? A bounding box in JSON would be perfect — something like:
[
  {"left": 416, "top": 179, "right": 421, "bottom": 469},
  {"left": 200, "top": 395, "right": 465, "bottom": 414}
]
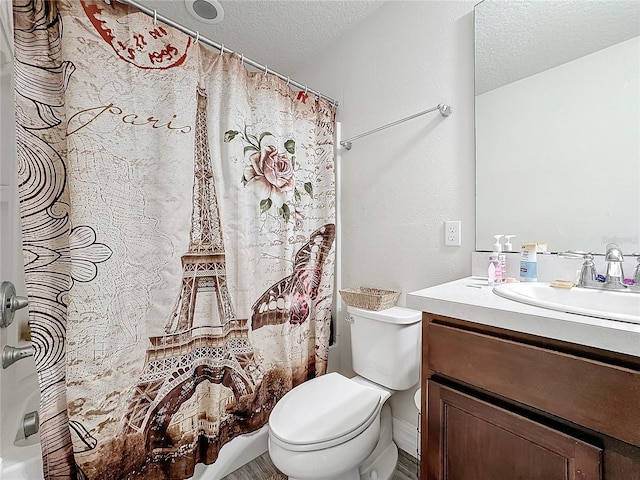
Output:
[{"left": 268, "top": 304, "right": 422, "bottom": 480}]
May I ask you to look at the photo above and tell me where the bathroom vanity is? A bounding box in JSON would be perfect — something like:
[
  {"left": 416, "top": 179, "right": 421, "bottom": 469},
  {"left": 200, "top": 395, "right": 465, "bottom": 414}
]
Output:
[{"left": 407, "top": 278, "right": 640, "bottom": 480}]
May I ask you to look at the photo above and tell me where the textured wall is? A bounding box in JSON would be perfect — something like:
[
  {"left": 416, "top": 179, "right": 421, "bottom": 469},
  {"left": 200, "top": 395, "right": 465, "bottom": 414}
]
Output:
[{"left": 293, "top": 1, "right": 476, "bottom": 428}]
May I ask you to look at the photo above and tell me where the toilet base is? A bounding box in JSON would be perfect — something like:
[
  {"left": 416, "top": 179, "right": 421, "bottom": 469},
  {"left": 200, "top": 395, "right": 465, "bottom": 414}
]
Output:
[
  {"left": 359, "top": 442, "right": 397, "bottom": 480},
  {"left": 359, "top": 403, "right": 397, "bottom": 480}
]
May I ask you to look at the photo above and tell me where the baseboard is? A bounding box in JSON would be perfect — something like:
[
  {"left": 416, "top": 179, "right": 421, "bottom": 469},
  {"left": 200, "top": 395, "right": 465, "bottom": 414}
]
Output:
[{"left": 392, "top": 416, "right": 419, "bottom": 459}]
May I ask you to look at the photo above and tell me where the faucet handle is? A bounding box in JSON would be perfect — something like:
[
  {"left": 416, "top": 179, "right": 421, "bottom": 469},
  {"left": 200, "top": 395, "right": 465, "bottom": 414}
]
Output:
[
  {"left": 577, "top": 254, "right": 598, "bottom": 286},
  {"left": 559, "top": 252, "right": 598, "bottom": 286},
  {"left": 1, "top": 282, "right": 29, "bottom": 329}
]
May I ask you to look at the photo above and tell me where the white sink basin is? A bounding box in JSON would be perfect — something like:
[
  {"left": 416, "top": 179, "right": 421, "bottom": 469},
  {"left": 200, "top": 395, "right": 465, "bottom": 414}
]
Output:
[{"left": 493, "top": 282, "right": 640, "bottom": 324}]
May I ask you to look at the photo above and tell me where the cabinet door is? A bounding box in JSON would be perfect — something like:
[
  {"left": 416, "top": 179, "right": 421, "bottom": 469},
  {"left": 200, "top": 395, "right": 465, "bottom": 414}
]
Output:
[{"left": 427, "top": 381, "right": 602, "bottom": 480}]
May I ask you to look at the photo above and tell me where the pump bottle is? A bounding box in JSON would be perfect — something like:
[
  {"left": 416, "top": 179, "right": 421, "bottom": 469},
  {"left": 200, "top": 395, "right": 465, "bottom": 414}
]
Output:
[{"left": 488, "top": 235, "right": 504, "bottom": 285}]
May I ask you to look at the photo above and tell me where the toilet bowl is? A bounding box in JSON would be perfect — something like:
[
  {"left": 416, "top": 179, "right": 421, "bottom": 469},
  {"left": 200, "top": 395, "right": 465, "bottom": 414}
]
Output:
[
  {"left": 268, "top": 372, "right": 393, "bottom": 480},
  {"left": 268, "top": 305, "right": 422, "bottom": 480}
]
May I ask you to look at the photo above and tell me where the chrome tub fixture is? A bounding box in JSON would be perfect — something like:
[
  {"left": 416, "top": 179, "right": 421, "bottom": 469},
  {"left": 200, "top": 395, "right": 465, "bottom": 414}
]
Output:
[
  {"left": 1, "top": 281, "right": 29, "bottom": 328},
  {"left": 2, "top": 344, "right": 35, "bottom": 369}
]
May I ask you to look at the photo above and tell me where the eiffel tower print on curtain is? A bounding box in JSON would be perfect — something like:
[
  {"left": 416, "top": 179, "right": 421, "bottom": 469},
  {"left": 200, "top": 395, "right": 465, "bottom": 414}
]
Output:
[{"left": 122, "top": 87, "right": 258, "bottom": 455}]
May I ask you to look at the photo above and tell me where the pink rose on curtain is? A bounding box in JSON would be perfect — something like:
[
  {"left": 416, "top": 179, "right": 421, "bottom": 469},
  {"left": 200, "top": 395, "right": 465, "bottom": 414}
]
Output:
[
  {"left": 244, "top": 144, "right": 295, "bottom": 200},
  {"left": 226, "top": 128, "right": 314, "bottom": 223}
]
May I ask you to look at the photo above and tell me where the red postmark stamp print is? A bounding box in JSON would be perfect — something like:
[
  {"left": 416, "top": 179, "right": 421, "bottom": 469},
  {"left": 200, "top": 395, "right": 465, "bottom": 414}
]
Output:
[{"left": 80, "top": 0, "right": 191, "bottom": 70}]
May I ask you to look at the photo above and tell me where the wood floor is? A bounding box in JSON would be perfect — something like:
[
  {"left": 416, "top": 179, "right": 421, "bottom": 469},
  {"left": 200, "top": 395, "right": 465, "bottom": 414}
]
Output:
[{"left": 222, "top": 448, "right": 419, "bottom": 480}]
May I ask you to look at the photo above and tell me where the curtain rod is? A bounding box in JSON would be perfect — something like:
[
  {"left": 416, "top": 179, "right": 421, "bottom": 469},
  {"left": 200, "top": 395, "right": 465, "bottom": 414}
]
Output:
[
  {"left": 340, "top": 103, "right": 453, "bottom": 150},
  {"left": 105, "top": 0, "right": 339, "bottom": 107}
]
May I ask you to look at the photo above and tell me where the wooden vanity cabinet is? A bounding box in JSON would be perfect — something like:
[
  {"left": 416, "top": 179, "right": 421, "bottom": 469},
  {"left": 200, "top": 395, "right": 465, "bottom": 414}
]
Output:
[{"left": 420, "top": 315, "right": 640, "bottom": 480}]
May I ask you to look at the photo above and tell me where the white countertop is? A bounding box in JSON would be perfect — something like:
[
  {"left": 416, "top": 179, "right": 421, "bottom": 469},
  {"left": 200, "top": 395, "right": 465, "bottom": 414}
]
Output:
[{"left": 407, "top": 276, "right": 640, "bottom": 358}]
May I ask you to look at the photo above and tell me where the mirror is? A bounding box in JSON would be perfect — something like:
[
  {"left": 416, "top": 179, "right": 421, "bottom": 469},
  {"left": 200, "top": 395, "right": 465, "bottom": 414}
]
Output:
[{"left": 475, "top": 0, "right": 640, "bottom": 254}]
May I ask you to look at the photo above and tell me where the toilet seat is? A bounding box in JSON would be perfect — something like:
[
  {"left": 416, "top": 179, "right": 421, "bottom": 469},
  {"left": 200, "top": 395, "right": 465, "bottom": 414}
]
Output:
[{"left": 269, "top": 372, "right": 382, "bottom": 451}]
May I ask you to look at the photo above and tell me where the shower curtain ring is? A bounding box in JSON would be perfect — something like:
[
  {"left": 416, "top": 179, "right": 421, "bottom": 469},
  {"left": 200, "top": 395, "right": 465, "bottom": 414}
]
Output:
[
  {"left": 304, "top": 85, "right": 308, "bottom": 94},
  {"left": 153, "top": 9, "right": 157, "bottom": 25},
  {"left": 194, "top": 32, "right": 200, "bottom": 44},
  {"left": 286, "top": 76, "right": 290, "bottom": 86},
  {"left": 264, "top": 65, "right": 268, "bottom": 76},
  {"left": 219, "top": 44, "right": 224, "bottom": 56},
  {"left": 240, "top": 54, "right": 244, "bottom": 65}
]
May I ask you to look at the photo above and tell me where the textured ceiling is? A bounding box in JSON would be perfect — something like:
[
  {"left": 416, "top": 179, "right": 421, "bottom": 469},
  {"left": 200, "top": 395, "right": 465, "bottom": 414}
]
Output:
[
  {"left": 4, "top": 1, "right": 639, "bottom": 94},
  {"left": 475, "top": 0, "right": 640, "bottom": 95},
  {"left": 135, "top": 0, "right": 385, "bottom": 76}
]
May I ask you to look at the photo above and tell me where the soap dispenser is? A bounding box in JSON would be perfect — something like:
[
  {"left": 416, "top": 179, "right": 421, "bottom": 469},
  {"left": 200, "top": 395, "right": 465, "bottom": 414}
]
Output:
[{"left": 489, "top": 235, "right": 504, "bottom": 285}]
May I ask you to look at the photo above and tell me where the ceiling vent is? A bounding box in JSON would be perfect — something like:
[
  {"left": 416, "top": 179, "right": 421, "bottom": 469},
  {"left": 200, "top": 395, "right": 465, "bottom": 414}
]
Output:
[{"left": 185, "top": 0, "right": 224, "bottom": 24}]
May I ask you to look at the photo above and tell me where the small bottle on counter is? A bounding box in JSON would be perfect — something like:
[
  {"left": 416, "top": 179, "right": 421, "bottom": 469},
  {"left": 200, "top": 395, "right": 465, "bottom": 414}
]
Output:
[
  {"left": 488, "top": 255, "right": 500, "bottom": 286},
  {"left": 520, "top": 243, "right": 538, "bottom": 282}
]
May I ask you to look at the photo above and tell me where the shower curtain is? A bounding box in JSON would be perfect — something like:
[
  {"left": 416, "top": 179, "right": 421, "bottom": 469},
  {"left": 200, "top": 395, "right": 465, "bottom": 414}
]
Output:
[{"left": 13, "top": 1, "right": 336, "bottom": 478}]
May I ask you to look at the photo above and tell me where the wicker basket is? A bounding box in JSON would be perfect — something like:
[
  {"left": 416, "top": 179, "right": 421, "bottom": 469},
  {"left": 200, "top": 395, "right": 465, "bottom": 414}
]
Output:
[{"left": 339, "top": 287, "right": 400, "bottom": 311}]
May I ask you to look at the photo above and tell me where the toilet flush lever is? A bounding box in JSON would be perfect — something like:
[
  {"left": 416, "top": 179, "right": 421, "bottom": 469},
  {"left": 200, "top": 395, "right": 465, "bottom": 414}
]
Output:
[
  {"left": 1, "top": 281, "right": 29, "bottom": 328},
  {"left": 345, "top": 314, "right": 355, "bottom": 324}
]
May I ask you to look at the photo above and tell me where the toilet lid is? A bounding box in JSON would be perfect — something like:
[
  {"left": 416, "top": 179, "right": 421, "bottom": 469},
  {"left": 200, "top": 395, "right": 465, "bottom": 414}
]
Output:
[{"left": 269, "top": 372, "right": 381, "bottom": 446}]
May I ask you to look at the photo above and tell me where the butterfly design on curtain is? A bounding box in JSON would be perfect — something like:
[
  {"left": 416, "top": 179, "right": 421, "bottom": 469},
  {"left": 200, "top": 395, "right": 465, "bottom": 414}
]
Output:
[{"left": 251, "top": 224, "right": 335, "bottom": 330}]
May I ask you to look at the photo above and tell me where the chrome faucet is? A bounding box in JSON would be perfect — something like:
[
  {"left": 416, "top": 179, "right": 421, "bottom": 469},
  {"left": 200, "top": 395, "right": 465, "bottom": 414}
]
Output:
[
  {"left": 604, "top": 243, "right": 625, "bottom": 288},
  {"left": 560, "top": 246, "right": 638, "bottom": 293}
]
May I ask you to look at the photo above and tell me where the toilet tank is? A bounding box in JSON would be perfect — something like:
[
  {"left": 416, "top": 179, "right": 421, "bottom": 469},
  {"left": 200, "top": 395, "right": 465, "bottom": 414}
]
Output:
[{"left": 346, "top": 305, "right": 421, "bottom": 391}]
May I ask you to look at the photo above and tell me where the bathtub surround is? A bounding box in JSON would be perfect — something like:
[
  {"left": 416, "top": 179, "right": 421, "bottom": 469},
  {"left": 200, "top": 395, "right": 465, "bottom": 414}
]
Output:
[{"left": 13, "top": 1, "right": 335, "bottom": 478}]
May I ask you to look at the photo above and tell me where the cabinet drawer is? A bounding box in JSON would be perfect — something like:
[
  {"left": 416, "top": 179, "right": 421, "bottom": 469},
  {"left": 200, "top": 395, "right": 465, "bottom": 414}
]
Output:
[
  {"left": 427, "top": 381, "right": 602, "bottom": 480},
  {"left": 427, "top": 322, "right": 640, "bottom": 446}
]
